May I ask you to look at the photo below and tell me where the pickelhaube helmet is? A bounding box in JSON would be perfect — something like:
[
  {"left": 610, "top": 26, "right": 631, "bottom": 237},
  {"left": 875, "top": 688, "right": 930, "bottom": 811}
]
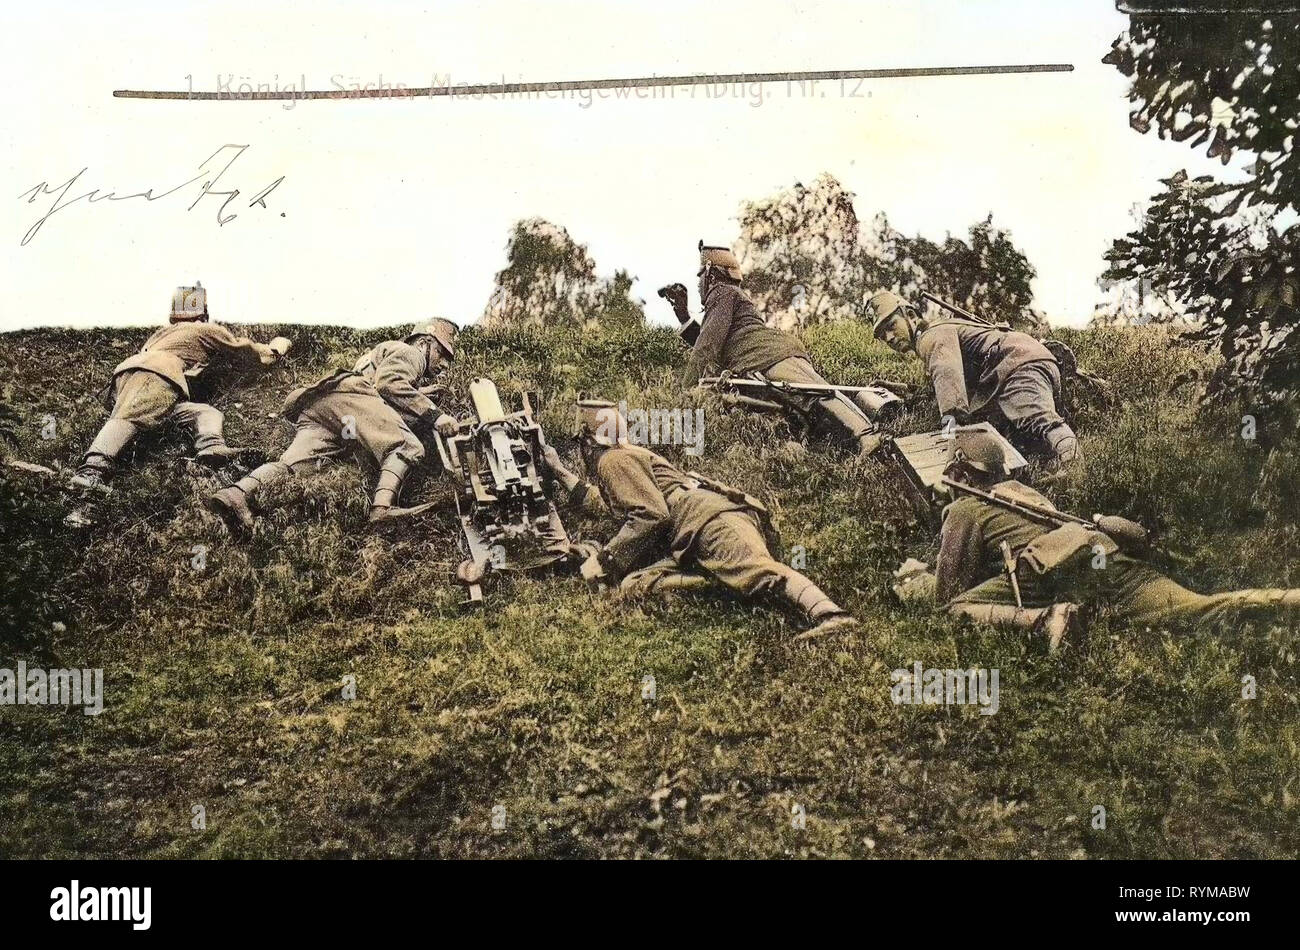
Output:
[
  {"left": 572, "top": 398, "right": 626, "bottom": 447},
  {"left": 698, "top": 240, "right": 743, "bottom": 282},
  {"left": 406, "top": 318, "right": 458, "bottom": 359},
  {"left": 169, "top": 282, "right": 209, "bottom": 324},
  {"left": 951, "top": 429, "right": 1011, "bottom": 476},
  {"left": 867, "top": 290, "right": 909, "bottom": 336}
]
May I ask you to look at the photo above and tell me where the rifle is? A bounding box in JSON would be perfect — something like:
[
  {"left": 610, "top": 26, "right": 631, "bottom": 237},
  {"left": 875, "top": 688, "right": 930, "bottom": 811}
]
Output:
[
  {"left": 939, "top": 475, "right": 1148, "bottom": 548},
  {"left": 920, "top": 292, "right": 1005, "bottom": 328},
  {"left": 434, "top": 378, "right": 575, "bottom": 608}
]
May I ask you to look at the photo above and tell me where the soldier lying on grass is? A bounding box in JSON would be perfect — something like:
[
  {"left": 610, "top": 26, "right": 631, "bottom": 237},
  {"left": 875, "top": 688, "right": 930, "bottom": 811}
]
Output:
[
  {"left": 538, "top": 398, "right": 858, "bottom": 640},
  {"left": 868, "top": 290, "right": 1080, "bottom": 473},
  {"left": 209, "top": 319, "right": 459, "bottom": 530},
  {"left": 662, "top": 240, "right": 882, "bottom": 457},
  {"left": 71, "top": 283, "right": 287, "bottom": 491},
  {"left": 934, "top": 429, "right": 1300, "bottom": 651}
]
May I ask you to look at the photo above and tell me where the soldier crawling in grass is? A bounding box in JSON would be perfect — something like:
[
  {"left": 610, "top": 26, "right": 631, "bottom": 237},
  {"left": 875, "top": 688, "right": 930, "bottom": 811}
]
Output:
[
  {"left": 934, "top": 429, "right": 1300, "bottom": 651},
  {"left": 538, "top": 398, "right": 859, "bottom": 640},
  {"left": 662, "top": 240, "right": 883, "bottom": 458},
  {"left": 209, "top": 319, "right": 459, "bottom": 530},
  {"left": 868, "top": 290, "right": 1081, "bottom": 473},
  {"left": 70, "top": 283, "right": 288, "bottom": 491}
]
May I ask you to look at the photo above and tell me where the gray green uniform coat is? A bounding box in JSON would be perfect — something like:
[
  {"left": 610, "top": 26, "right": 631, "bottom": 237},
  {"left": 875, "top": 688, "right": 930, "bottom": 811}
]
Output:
[
  {"left": 915, "top": 319, "right": 1064, "bottom": 438},
  {"left": 83, "top": 321, "right": 268, "bottom": 467},
  {"left": 571, "top": 443, "right": 842, "bottom": 620},
  {"left": 937, "top": 479, "right": 1300, "bottom": 626},
  {"left": 683, "top": 283, "right": 808, "bottom": 387},
  {"left": 276, "top": 340, "right": 441, "bottom": 470},
  {"left": 684, "top": 283, "right": 875, "bottom": 448}
]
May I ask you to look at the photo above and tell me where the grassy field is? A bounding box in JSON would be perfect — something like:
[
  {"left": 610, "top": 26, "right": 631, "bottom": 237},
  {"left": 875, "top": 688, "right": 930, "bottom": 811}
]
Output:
[{"left": 1, "top": 319, "right": 1298, "bottom": 858}]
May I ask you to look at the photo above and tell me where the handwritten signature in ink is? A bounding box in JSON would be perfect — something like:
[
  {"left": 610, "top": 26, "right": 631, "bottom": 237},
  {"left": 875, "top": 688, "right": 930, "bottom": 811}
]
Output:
[{"left": 17, "top": 144, "right": 284, "bottom": 246}]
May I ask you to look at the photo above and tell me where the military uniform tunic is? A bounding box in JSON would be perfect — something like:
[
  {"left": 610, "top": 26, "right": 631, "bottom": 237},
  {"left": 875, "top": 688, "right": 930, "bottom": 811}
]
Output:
[
  {"left": 83, "top": 321, "right": 268, "bottom": 468},
  {"left": 684, "top": 283, "right": 875, "bottom": 449},
  {"left": 571, "top": 443, "right": 842, "bottom": 619},
  {"left": 915, "top": 320, "right": 1065, "bottom": 438},
  {"left": 275, "top": 340, "right": 440, "bottom": 470},
  {"left": 938, "top": 479, "right": 1300, "bottom": 626}
]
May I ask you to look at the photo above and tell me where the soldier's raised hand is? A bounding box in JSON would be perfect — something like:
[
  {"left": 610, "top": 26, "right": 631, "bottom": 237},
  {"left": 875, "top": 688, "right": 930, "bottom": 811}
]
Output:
[{"left": 658, "top": 283, "right": 690, "bottom": 318}]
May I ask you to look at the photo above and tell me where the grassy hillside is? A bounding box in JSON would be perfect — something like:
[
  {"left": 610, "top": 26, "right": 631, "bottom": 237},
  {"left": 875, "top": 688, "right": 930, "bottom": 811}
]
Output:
[{"left": 1, "top": 319, "right": 1298, "bottom": 858}]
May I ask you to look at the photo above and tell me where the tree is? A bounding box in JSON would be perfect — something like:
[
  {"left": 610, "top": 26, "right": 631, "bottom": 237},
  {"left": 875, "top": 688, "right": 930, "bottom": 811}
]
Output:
[
  {"left": 900, "top": 216, "right": 1043, "bottom": 333},
  {"left": 482, "top": 218, "right": 644, "bottom": 329},
  {"left": 735, "top": 174, "right": 1043, "bottom": 331},
  {"left": 734, "top": 174, "right": 863, "bottom": 329},
  {"left": 1103, "top": 12, "right": 1300, "bottom": 403},
  {"left": 1092, "top": 204, "right": 1190, "bottom": 327}
]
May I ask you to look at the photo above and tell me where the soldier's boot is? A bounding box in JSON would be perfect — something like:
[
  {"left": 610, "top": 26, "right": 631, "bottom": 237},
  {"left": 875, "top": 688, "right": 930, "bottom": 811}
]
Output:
[
  {"left": 70, "top": 419, "right": 140, "bottom": 491},
  {"left": 785, "top": 574, "right": 859, "bottom": 640},
  {"left": 189, "top": 408, "right": 247, "bottom": 466},
  {"left": 207, "top": 461, "right": 289, "bottom": 531},
  {"left": 367, "top": 455, "right": 436, "bottom": 526},
  {"left": 824, "top": 394, "right": 882, "bottom": 458},
  {"left": 949, "top": 601, "right": 1082, "bottom": 653},
  {"left": 194, "top": 443, "right": 244, "bottom": 466},
  {"left": 647, "top": 572, "right": 713, "bottom": 593},
  {"left": 1043, "top": 422, "right": 1081, "bottom": 471}
]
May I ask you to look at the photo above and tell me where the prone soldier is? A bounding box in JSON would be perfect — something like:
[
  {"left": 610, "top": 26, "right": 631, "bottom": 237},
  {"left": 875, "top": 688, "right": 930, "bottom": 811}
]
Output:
[
  {"left": 539, "top": 398, "right": 859, "bottom": 639},
  {"left": 70, "top": 282, "right": 287, "bottom": 491},
  {"left": 664, "top": 241, "right": 882, "bottom": 456},
  {"left": 935, "top": 429, "right": 1300, "bottom": 650},
  {"left": 867, "top": 291, "right": 1080, "bottom": 471},
  {"left": 208, "top": 319, "right": 459, "bottom": 530}
]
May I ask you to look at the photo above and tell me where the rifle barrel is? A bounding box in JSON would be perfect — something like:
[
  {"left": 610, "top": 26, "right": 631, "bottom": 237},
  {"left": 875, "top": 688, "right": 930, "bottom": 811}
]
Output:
[
  {"left": 940, "top": 476, "right": 1094, "bottom": 528},
  {"left": 921, "top": 291, "right": 984, "bottom": 324}
]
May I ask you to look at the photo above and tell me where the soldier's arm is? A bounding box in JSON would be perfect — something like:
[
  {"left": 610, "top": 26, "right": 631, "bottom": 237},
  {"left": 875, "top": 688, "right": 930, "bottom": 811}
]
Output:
[
  {"left": 593, "top": 452, "right": 671, "bottom": 577},
  {"left": 372, "top": 343, "right": 440, "bottom": 426},
  {"left": 541, "top": 444, "right": 609, "bottom": 517},
  {"left": 205, "top": 323, "right": 277, "bottom": 366},
  {"left": 935, "top": 502, "right": 985, "bottom": 604},
  {"left": 683, "top": 286, "right": 736, "bottom": 387},
  {"left": 917, "top": 326, "right": 970, "bottom": 418}
]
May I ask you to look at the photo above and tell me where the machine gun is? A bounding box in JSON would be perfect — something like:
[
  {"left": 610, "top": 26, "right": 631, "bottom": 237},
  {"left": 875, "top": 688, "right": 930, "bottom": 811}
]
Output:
[
  {"left": 698, "top": 372, "right": 911, "bottom": 428},
  {"left": 433, "top": 378, "right": 575, "bottom": 608}
]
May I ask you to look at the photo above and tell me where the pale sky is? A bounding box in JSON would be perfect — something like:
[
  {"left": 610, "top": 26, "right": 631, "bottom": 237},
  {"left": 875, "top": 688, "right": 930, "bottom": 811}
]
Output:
[{"left": 1, "top": 0, "right": 1230, "bottom": 331}]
